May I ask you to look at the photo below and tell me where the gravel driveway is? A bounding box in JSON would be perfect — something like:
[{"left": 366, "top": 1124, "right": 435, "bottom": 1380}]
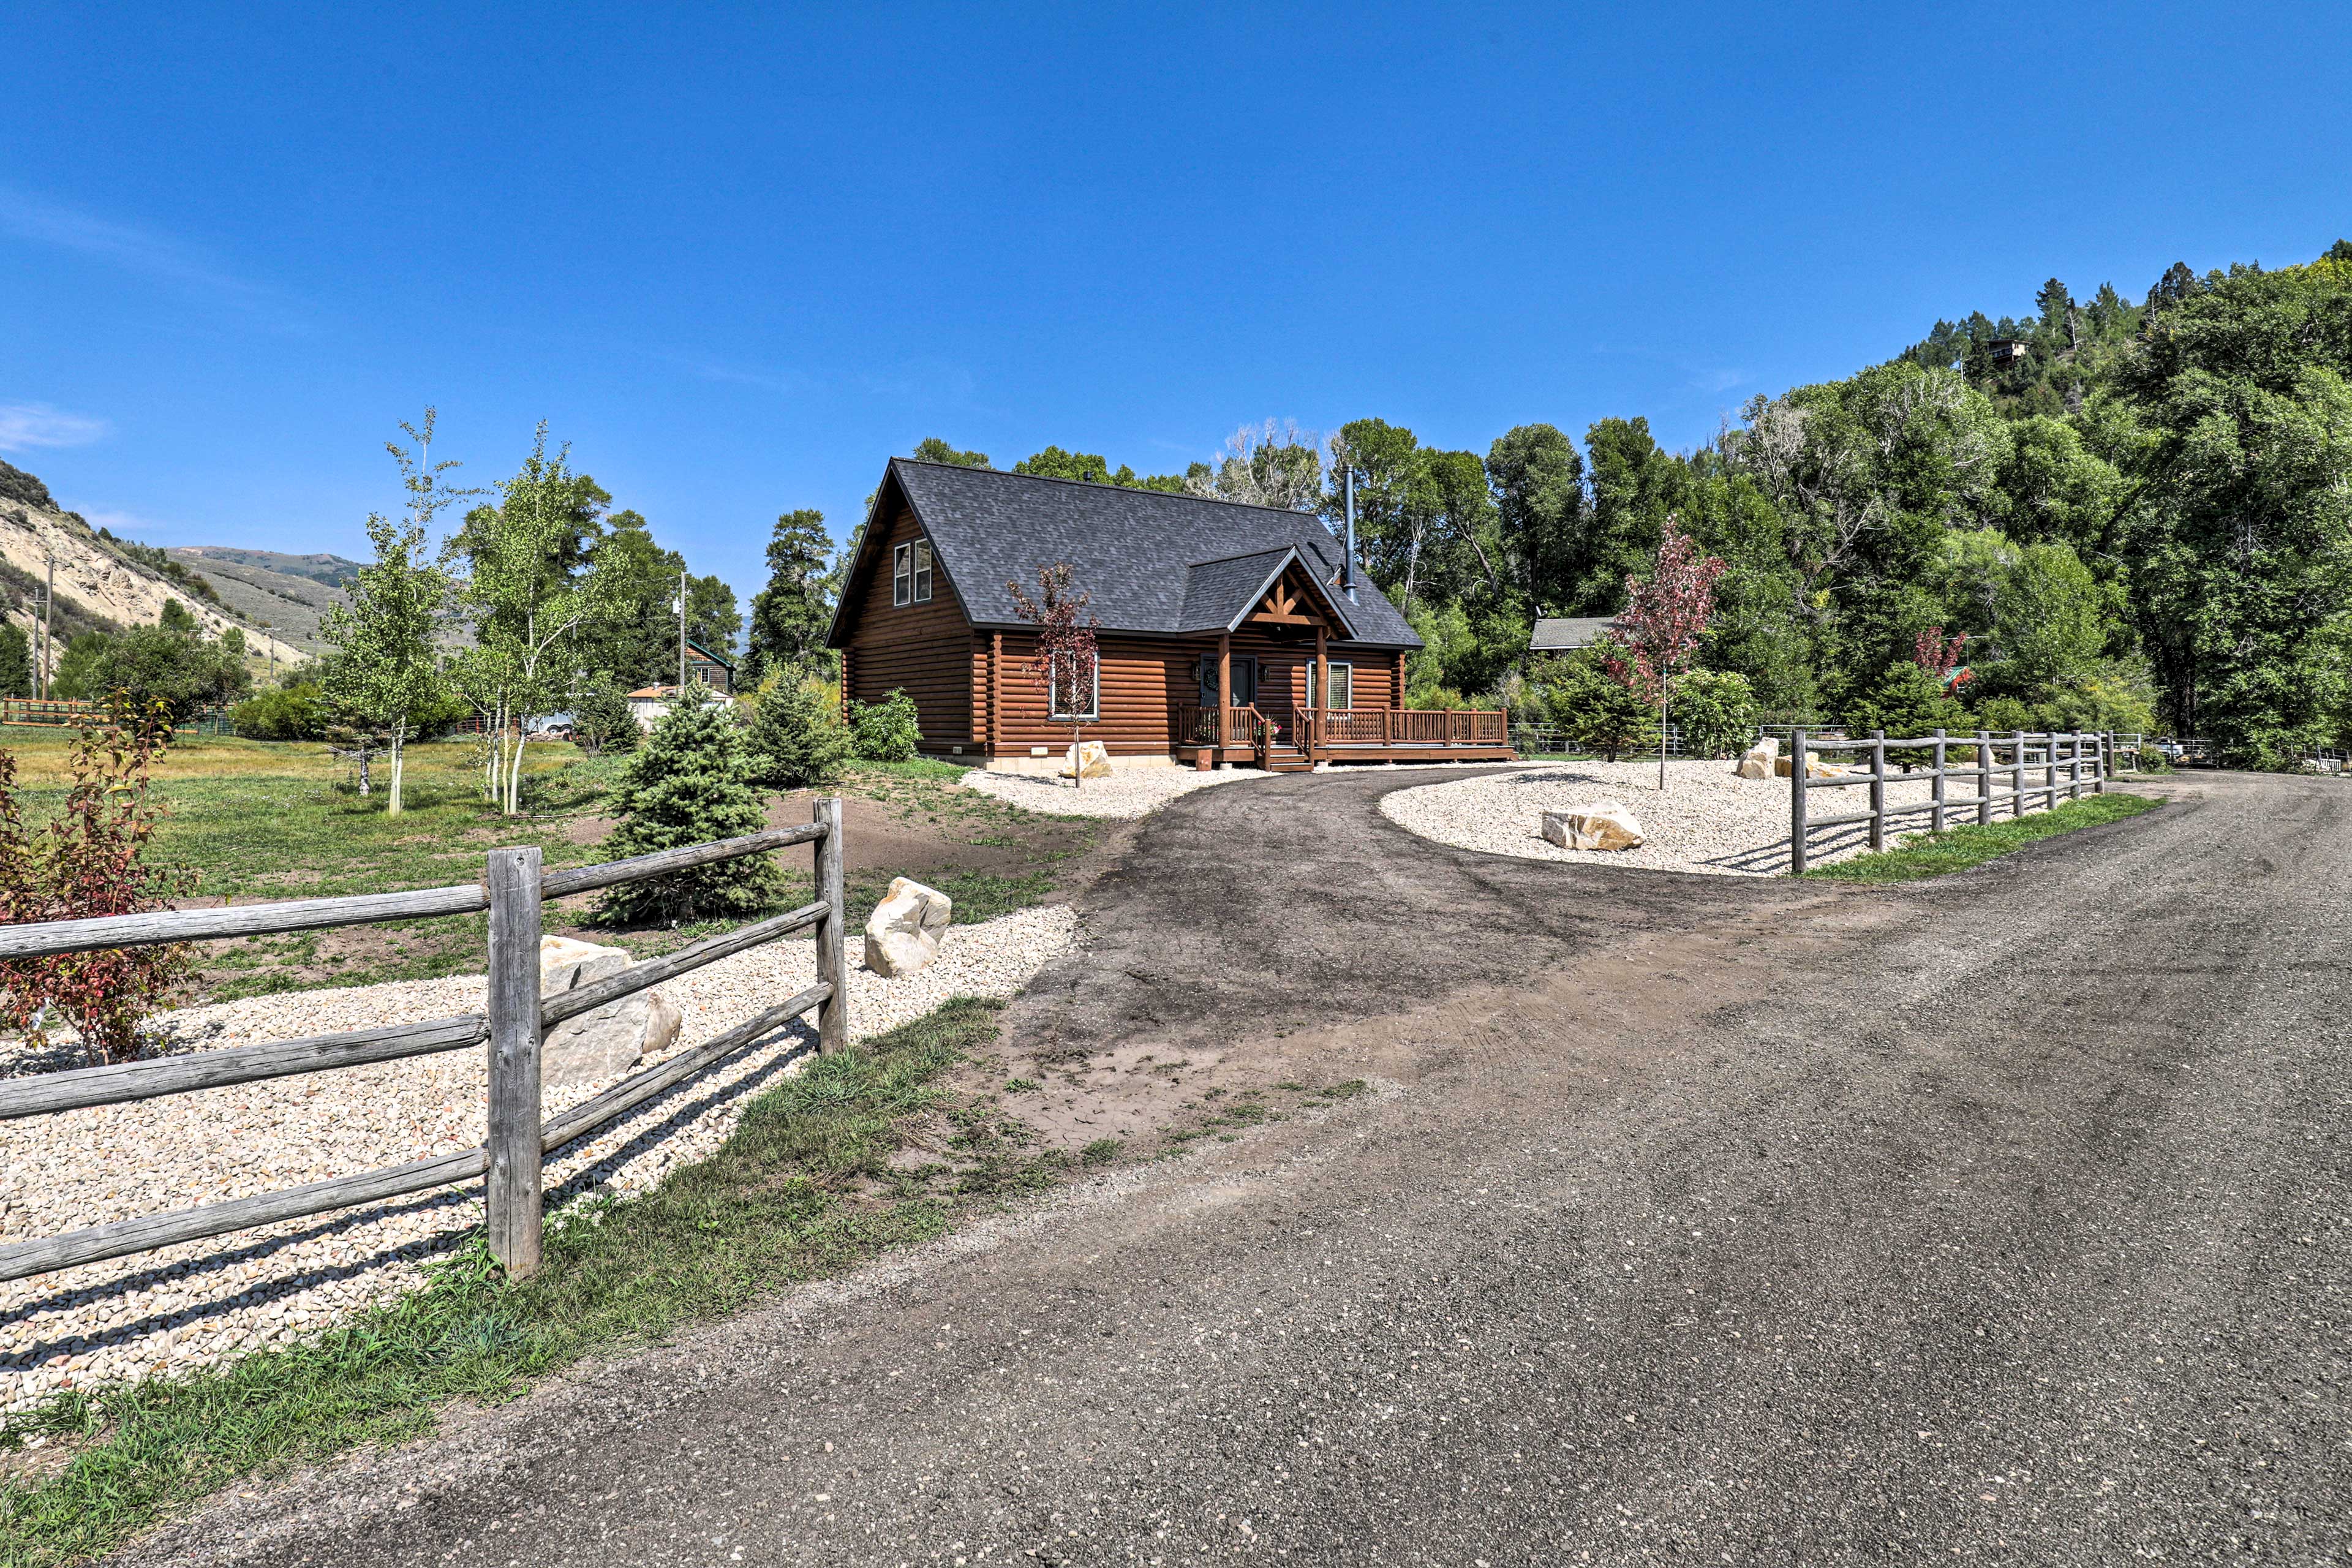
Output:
[{"left": 123, "top": 767, "right": 2352, "bottom": 1567}]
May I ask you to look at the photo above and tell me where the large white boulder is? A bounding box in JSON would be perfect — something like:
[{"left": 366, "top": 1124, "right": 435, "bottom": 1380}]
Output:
[
  {"left": 1540, "top": 800, "right": 1646, "bottom": 852},
  {"left": 1060, "top": 739, "right": 1114, "bottom": 780},
  {"left": 1735, "top": 737, "right": 1781, "bottom": 780},
  {"left": 864, "top": 876, "right": 954, "bottom": 978},
  {"left": 538, "top": 935, "right": 682, "bottom": 1090}
]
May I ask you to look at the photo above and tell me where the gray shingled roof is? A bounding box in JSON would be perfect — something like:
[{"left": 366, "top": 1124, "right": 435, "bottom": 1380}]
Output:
[
  {"left": 867, "top": 459, "right": 1420, "bottom": 648},
  {"left": 1531, "top": 616, "right": 1618, "bottom": 650}
]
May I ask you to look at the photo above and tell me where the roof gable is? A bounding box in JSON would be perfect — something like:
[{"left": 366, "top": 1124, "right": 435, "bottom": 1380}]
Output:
[{"left": 834, "top": 460, "right": 1420, "bottom": 648}]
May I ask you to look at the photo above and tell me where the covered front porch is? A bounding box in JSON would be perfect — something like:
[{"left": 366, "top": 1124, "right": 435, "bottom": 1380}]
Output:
[{"left": 1173, "top": 703, "right": 1514, "bottom": 772}]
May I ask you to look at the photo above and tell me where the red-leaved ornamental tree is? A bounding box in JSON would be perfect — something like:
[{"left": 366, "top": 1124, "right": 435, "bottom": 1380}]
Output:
[
  {"left": 0, "top": 696, "right": 196, "bottom": 1064},
  {"left": 1007, "top": 563, "right": 1103, "bottom": 790},
  {"left": 1602, "top": 516, "right": 1727, "bottom": 793},
  {"left": 1913, "top": 627, "right": 1971, "bottom": 688}
]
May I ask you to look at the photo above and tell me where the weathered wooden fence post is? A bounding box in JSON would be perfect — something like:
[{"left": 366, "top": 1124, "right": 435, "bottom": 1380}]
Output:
[
  {"left": 485, "top": 845, "right": 545, "bottom": 1279},
  {"left": 813, "top": 796, "right": 848, "bottom": 1055},
  {"left": 2043, "top": 733, "right": 2058, "bottom": 810},
  {"left": 2011, "top": 730, "right": 2028, "bottom": 817},
  {"left": 1868, "top": 729, "right": 1886, "bottom": 852},
  {"left": 1931, "top": 729, "right": 1947, "bottom": 834},
  {"left": 2068, "top": 733, "right": 2083, "bottom": 801},
  {"left": 2096, "top": 732, "right": 2109, "bottom": 793},
  {"left": 1789, "top": 727, "right": 1809, "bottom": 875},
  {"left": 1975, "top": 729, "right": 1992, "bottom": 826}
]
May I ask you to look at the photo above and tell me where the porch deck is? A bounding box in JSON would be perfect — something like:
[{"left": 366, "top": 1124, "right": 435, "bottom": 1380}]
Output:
[{"left": 1172, "top": 704, "right": 1515, "bottom": 771}]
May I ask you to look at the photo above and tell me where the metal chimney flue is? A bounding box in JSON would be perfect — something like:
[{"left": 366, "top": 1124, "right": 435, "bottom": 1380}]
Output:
[{"left": 1343, "top": 466, "right": 1358, "bottom": 602}]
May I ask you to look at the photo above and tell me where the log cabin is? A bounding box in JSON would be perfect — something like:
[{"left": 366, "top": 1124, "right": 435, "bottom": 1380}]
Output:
[{"left": 826, "top": 458, "right": 1513, "bottom": 772}]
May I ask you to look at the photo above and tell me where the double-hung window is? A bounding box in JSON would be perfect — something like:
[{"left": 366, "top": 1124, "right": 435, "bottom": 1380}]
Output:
[
  {"left": 1048, "top": 650, "right": 1099, "bottom": 721},
  {"left": 892, "top": 540, "right": 933, "bottom": 607}
]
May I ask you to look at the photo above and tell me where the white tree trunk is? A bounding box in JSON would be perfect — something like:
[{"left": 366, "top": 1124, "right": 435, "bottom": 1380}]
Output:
[{"left": 387, "top": 723, "right": 405, "bottom": 816}]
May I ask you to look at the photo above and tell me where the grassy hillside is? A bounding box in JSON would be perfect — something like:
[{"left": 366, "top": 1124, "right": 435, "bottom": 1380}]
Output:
[{"left": 167, "top": 548, "right": 356, "bottom": 654}]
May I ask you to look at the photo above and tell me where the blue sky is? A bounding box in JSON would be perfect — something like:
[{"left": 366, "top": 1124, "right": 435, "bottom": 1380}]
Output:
[{"left": 5, "top": 1, "right": 2349, "bottom": 609}]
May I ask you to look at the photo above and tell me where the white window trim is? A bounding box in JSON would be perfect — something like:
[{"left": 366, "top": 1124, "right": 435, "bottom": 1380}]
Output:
[
  {"left": 1048, "top": 651, "right": 1100, "bottom": 721},
  {"left": 1310, "top": 660, "right": 1354, "bottom": 710},
  {"left": 912, "top": 540, "right": 933, "bottom": 603},
  {"left": 892, "top": 542, "right": 911, "bottom": 607}
]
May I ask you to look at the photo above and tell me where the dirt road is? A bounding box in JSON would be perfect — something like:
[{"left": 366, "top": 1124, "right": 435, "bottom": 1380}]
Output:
[{"left": 130, "top": 767, "right": 2351, "bottom": 1566}]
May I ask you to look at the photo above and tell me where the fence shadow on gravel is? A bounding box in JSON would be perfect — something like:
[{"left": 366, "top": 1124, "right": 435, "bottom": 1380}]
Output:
[{"left": 0, "top": 801, "right": 852, "bottom": 1287}]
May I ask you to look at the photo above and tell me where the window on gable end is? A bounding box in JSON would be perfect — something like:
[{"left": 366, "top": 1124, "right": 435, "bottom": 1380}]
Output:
[{"left": 892, "top": 542, "right": 911, "bottom": 607}]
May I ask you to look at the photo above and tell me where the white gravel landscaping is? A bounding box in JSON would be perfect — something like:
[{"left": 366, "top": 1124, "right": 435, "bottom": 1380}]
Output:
[
  {"left": 960, "top": 764, "right": 1259, "bottom": 819},
  {"left": 1381, "top": 757, "right": 2037, "bottom": 875},
  {"left": 0, "top": 904, "right": 1077, "bottom": 1415}
]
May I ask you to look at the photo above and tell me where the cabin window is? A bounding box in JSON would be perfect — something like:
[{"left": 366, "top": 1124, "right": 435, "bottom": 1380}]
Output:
[
  {"left": 1049, "top": 652, "right": 1099, "bottom": 721},
  {"left": 1307, "top": 662, "right": 1353, "bottom": 710},
  {"left": 892, "top": 541, "right": 933, "bottom": 607}
]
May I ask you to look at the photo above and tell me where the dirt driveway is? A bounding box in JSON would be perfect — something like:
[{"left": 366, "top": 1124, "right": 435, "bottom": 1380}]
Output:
[{"left": 129, "top": 767, "right": 2352, "bottom": 1566}]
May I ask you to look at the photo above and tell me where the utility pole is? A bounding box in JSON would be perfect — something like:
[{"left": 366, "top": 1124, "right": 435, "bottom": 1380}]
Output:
[{"left": 677, "top": 568, "right": 688, "bottom": 694}]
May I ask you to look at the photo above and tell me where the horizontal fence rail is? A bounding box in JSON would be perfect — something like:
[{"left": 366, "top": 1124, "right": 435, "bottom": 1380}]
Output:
[
  {"left": 0, "top": 807, "right": 850, "bottom": 1284},
  {"left": 1787, "top": 729, "right": 2110, "bottom": 874},
  {"left": 1171, "top": 704, "right": 1510, "bottom": 756}
]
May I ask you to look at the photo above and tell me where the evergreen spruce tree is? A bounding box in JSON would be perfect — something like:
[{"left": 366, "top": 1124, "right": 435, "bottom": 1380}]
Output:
[
  {"left": 0, "top": 624, "right": 31, "bottom": 699},
  {"left": 746, "top": 673, "right": 852, "bottom": 787},
  {"left": 596, "top": 693, "right": 783, "bottom": 925}
]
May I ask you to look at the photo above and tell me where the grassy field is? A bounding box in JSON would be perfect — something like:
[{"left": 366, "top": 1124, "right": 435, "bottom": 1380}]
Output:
[
  {"left": 1803, "top": 791, "right": 2162, "bottom": 882},
  {"left": 0, "top": 731, "right": 1098, "bottom": 1005}
]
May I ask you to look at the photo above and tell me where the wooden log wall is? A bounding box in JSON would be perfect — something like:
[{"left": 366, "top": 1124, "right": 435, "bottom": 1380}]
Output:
[
  {"left": 977, "top": 629, "right": 1406, "bottom": 756},
  {"left": 842, "top": 500, "right": 971, "bottom": 747}
]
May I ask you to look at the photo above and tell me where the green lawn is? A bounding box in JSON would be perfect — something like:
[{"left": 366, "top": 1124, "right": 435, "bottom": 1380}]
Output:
[
  {"left": 0, "top": 732, "right": 1096, "bottom": 1003},
  {"left": 1803, "top": 791, "right": 2162, "bottom": 882},
  {"left": 0, "top": 999, "right": 1036, "bottom": 1568}
]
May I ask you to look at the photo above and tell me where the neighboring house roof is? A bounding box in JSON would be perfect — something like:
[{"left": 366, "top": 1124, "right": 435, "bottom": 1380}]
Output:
[
  {"left": 627, "top": 685, "right": 734, "bottom": 701},
  {"left": 684, "top": 639, "right": 734, "bottom": 670},
  {"left": 837, "top": 459, "right": 1420, "bottom": 648},
  {"left": 1530, "top": 617, "right": 1618, "bottom": 651}
]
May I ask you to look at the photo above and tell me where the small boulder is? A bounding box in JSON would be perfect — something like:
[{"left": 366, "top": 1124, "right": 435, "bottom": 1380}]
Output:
[
  {"left": 864, "top": 876, "right": 953, "bottom": 977},
  {"left": 1775, "top": 754, "right": 1857, "bottom": 780},
  {"left": 538, "top": 935, "right": 680, "bottom": 1090},
  {"left": 1540, "top": 800, "right": 1646, "bottom": 852},
  {"left": 1735, "top": 737, "right": 1780, "bottom": 780},
  {"left": 1060, "top": 739, "right": 1114, "bottom": 779}
]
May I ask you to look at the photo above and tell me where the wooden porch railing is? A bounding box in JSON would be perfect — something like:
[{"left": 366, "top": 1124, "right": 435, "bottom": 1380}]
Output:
[{"left": 1172, "top": 706, "right": 1510, "bottom": 751}]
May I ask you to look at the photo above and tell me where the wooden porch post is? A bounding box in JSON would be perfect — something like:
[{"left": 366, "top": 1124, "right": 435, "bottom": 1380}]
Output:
[
  {"left": 1217, "top": 632, "right": 1232, "bottom": 755},
  {"left": 1314, "top": 624, "right": 1329, "bottom": 758}
]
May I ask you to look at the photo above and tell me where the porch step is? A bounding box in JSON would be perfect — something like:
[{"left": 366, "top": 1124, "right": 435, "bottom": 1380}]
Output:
[{"left": 1259, "top": 746, "right": 1313, "bottom": 774}]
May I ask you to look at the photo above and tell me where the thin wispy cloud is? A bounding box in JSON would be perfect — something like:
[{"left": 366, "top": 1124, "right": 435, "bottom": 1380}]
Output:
[
  {"left": 1691, "top": 368, "right": 1749, "bottom": 394},
  {"left": 0, "top": 402, "right": 111, "bottom": 453},
  {"left": 0, "top": 184, "right": 301, "bottom": 326}
]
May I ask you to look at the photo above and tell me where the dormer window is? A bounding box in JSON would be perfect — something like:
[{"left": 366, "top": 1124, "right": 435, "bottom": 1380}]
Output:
[{"left": 892, "top": 540, "right": 934, "bottom": 607}]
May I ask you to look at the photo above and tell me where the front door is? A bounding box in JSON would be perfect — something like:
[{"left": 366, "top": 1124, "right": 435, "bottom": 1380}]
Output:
[{"left": 1197, "top": 654, "right": 1258, "bottom": 708}]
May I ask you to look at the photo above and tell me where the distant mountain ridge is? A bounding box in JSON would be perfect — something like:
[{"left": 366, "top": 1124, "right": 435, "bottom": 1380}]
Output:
[
  {"left": 173, "top": 546, "right": 363, "bottom": 589},
  {"left": 164, "top": 548, "right": 359, "bottom": 655}
]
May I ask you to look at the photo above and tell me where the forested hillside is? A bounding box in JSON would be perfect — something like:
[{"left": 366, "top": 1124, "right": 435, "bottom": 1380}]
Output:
[{"left": 863, "top": 243, "right": 2352, "bottom": 766}]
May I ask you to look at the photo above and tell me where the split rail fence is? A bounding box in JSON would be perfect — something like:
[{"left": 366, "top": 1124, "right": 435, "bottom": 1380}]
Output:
[
  {"left": 0, "top": 802, "right": 850, "bottom": 1284},
  {"left": 1787, "top": 729, "right": 2110, "bottom": 874}
]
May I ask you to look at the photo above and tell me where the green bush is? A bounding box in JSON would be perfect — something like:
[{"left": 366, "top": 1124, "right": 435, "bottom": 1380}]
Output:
[
  {"left": 1668, "top": 668, "right": 1758, "bottom": 759},
  {"left": 1972, "top": 695, "right": 2035, "bottom": 735},
  {"left": 748, "top": 676, "right": 853, "bottom": 788},
  {"left": 0, "top": 623, "right": 31, "bottom": 699},
  {"left": 595, "top": 694, "right": 785, "bottom": 925},
  {"left": 1532, "top": 649, "right": 1659, "bottom": 761},
  {"left": 229, "top": 682, "right": 326, "bottom": 741},
  {"left": 570, "top": 679, "right": 640, "bottom": 755},
  {"left": 1849, "top": 662, "right": 1972, "bottom": 766},
  {"left": 848, "top": 688, "right": 923, "bottom": 762}
]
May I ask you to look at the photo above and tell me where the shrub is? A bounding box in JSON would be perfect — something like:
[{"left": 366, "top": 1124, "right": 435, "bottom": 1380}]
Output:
[
  {"left": 1849, "top": 662, "right": 1973, "bottom": 766},
  {"left": 1973, "top": 695, "right": 2035, "bottom": 735},
  {"left": 748, "top": 674, "right": 853, "bottom": 788},
  {"left": 230, "top": 682, "right": 326, "bottom": 741},
  {"left": 1534, "top": 649, "right": 1659, "bottom": 761},
  {"left": 595, "top": 693, "right": 785, "bottom": 925},
  {"left": 848, "top": 688, "right": 922, "bottom": 762},
  {"left": 570, "top": 679, "right": 640, "bottom": 756},
  {"left": 1669, "top": 668, "right": 1758, "bottom": 759},
  {"left": 0, "top": 699, "right": 195, "bottom": 1063}
]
